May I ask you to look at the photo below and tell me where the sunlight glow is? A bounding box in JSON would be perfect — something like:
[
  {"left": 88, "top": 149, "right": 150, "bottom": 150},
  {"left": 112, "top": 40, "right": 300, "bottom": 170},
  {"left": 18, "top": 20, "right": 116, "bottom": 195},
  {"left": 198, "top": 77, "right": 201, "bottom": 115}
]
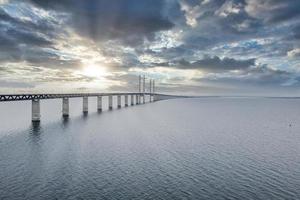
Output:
[{"left": 82, "top": 65, "right": 108, "bottom": 78}]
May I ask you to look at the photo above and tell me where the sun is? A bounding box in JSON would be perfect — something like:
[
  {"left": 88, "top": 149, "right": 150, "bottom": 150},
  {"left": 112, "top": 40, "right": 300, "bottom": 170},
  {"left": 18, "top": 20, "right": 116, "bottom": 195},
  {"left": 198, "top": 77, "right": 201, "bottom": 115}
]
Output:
[{"left": 82, "top": 65, "right": 107, "bottom": 78}]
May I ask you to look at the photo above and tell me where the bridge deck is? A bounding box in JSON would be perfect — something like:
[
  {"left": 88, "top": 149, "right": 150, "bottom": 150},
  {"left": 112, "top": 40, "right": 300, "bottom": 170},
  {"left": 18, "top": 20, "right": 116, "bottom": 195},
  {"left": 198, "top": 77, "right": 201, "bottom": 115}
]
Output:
[{"left": 0, "top": 92, "right": 153, "bottom": 102}]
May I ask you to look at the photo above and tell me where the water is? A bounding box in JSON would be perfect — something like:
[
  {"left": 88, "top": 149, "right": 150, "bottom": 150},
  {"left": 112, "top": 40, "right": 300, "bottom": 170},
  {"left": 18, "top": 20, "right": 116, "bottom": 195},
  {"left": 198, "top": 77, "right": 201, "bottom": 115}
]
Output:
[{"left": 0, "top": 97, "right": 299, "bottom": 199}]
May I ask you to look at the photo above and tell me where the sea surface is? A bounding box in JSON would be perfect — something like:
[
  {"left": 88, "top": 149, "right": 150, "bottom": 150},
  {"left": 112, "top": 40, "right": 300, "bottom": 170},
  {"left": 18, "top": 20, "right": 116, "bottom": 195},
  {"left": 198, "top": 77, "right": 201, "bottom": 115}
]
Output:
[{"left": 0, "top": 97, "right": 299, "bottom": 200}]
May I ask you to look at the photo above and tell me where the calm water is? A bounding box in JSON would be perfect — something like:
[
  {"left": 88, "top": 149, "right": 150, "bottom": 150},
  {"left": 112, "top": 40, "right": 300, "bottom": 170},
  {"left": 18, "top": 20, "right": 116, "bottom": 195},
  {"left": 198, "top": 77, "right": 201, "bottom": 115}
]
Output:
[{"left": 0, "top": 97, "right": 299, "bottom": 200}]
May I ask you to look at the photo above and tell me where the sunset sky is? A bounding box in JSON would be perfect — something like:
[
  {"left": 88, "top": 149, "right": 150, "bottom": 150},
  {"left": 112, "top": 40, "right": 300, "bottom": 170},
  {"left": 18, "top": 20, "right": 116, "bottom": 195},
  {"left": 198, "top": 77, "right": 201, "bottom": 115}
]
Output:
[{"left": 0, "top": 0, "right": 299, "bottom": 96}]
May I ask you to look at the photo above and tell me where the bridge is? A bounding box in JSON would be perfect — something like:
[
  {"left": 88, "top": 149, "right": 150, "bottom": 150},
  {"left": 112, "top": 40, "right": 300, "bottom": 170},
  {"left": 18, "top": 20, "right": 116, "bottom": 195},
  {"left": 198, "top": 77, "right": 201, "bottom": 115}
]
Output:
[{"left": 0, "top": 76, "right": 186, "bottom": 122}]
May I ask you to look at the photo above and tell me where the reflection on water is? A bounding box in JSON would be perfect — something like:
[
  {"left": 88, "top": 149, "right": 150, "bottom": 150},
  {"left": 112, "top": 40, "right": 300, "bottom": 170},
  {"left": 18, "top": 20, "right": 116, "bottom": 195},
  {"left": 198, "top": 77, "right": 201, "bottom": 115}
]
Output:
[
  {"left": 62, "top": 116, "right": 69, "bottom": 127},
  {"left": 30, "top": 121, "right": 42, "bottom": 135},
  {"left": 0, "top": 98, "right": 300, "bottom": 200}
]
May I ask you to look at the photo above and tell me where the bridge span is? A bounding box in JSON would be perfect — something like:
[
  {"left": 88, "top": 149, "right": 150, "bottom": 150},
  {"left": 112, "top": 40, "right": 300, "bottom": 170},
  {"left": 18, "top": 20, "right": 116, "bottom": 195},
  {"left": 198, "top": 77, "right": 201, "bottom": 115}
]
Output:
[
  {"left": 0, "top": 76, "right": 188, "bottom": 122},
  {"left": 0, "top": 92, "right": 183, "bottom": 122}
]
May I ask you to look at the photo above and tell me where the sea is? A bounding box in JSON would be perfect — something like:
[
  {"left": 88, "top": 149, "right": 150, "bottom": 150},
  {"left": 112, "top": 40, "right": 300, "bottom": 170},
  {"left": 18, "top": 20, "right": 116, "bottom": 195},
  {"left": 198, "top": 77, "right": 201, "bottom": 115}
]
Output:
[{"left": 0, "top": 97, "right": 299, "bottom": 199}]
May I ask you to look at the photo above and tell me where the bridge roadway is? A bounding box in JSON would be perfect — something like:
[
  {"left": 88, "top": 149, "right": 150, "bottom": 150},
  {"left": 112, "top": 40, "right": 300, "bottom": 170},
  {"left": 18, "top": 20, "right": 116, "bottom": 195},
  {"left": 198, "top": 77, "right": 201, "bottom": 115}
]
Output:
[{"left": 0, "top": 92, "right": 153, "bottom": 102}]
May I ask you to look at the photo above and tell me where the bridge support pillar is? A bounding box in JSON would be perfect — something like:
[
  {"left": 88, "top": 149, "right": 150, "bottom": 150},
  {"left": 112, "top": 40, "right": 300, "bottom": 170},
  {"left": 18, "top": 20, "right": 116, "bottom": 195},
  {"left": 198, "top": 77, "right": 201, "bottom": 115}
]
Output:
[
  {"left": 97, "top": 96, "right": 102, "bottom": 112},
  {"left": 125, "top": 95, "right": 128, "bottom": 107},
  {"left": 143, "top": 94, "right": 145, "bottom": 104},
  {"left": 62, "top": 97, "right": 69, "bottom": 117},
  {"left": 153, "top": 95, "right": 157, "bottom": 102},
  {"left": 32, "top": 99, "right": 40, "bottom": 122},
  {"left": 83, "top": 96, "right": 88, "bottom": 114},
  {"left": 136, "top": 95, "right": 139, "bottom": 104},
  {"left": 131, "top": 95, "right": 134, "bottom": 106},
  {"left": 117, "top": 95, "right": 121, "bottom": 108},
  {"left": 109, "top": 95, "right": 113, "bottom": 110}
]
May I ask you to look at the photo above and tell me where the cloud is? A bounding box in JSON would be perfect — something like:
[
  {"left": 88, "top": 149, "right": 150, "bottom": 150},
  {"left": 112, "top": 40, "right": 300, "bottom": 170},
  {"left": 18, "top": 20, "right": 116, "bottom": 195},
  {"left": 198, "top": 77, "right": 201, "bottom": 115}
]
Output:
[
  {"left": 0, "top": 80, "right": 34, "bottom": 88},
  {"left": 240, "top": 65, "right": 295, "bottom": 85},
  {"left": 215, "top": 0, "right": 243, "bottom": 18},
  {"left": 193, "top": 64, "right": 299, "bottom": 90},
  {"left": 179, "top": 0, "right": 204, "bottom": 27},
  {"left": 0, "top": 5, "right": 84, "bottom": 69},
  {"left": 29, "top": 0, "right": 174, "bottom": 45},
  {"left": 0, "top": 0, "right": 299, "bottom": 95},
  {"left": 287, "top": 48, "right": 300, "bottom": 58},
  {"left": 0, "top": 7, "right": 51, "bottom": 58},
  {"left": 245, "top": 0, "right": 300, "bottom": 24},
  {"left": 168, "top": 56, "right": 256, "bottom": 72},
  {"left": 291, "top": 24, "right": 300, "bottom": 40}
]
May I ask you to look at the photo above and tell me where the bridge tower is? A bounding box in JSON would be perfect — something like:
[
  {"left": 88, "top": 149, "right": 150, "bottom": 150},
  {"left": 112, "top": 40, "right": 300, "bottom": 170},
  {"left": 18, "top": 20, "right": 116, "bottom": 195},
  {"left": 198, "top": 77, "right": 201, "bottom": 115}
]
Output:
[
  {"left": 138, "top": 75, "right": 142, "bottom": 104},
  {"left": 149, "top": 79, "right": 152, "bottom": 102},
  {"left": 143, "top": 75, "right": 146, "bottom": 104}
]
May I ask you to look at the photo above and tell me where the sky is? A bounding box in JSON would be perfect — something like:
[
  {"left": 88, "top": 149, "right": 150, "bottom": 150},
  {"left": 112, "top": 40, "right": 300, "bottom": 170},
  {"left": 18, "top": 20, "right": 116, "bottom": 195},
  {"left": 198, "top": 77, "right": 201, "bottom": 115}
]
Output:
[{"left": 0, "top": 0, "right": 299, "bottom": 96}]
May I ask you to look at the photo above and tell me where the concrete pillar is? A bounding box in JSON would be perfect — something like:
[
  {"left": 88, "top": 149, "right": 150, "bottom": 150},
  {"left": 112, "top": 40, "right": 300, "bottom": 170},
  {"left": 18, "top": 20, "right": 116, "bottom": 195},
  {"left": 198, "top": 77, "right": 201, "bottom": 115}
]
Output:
[
  {"left": 62, "top": 97, "right": 69, "bottom": 117},
  {"left": 136, "top": 95, "right": 139, "bottom": 105},
  {"left": 131, "top": 95, "right": 134, "bottom": 106},
  {"left": 109, "top": 95, "right": 113, "bottom": 110},
  {"left": 117, "top": 95, "right": 121, "bottom": 108},
  {"left": 125, "top": 95, "right": 128, "bottom": 107},
  {"left": 32, "top": 99, "right": 40, "bottom": 122},
  {"left": 97, "top": 96, "right": 102, "bottom": 112},
  {"left": 83, "top": 96, "right": 88, "bottom": 114}
]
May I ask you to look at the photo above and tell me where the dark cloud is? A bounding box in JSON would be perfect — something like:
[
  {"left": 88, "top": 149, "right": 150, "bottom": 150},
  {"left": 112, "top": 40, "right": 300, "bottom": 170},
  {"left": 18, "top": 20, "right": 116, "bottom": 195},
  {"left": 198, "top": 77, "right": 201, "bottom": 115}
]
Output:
[
  {"left": 168, "top": 56, "right": 256, "bottom": 72},
  {"left": 245, "top": 0, "right": 300, "bottom": 24},
  {"left": 216, "top": 0, "right": 262, "bottom": 34},
  {"left": 5, "top": 29, "right": 53, "bottom": 47},
  {"left": 241, "top": 65, "right": 295, "bottom": 85},
  {"left": 29, "top": 0, "right": 174, "bottom": 45},
  {"left": 193, "top": 64, "right": 298, "bottom": 87},
  {"left": 0, "top": 7, "right": 58, "bottom": 37},
  {"left": 0, "top": 7, "right": 80, "bottom": 68},
  {"left": 172, "top": 0, "right": 265, "bottom": 58},
  {"left": 291, "top": 24, "right": 300, "bottom": 40},
  {"left": 23, "top": 48, "right": 82, "bottom": 69},
  {"left": 0, "top": 8, "right": 51, "bottom": 47}
]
